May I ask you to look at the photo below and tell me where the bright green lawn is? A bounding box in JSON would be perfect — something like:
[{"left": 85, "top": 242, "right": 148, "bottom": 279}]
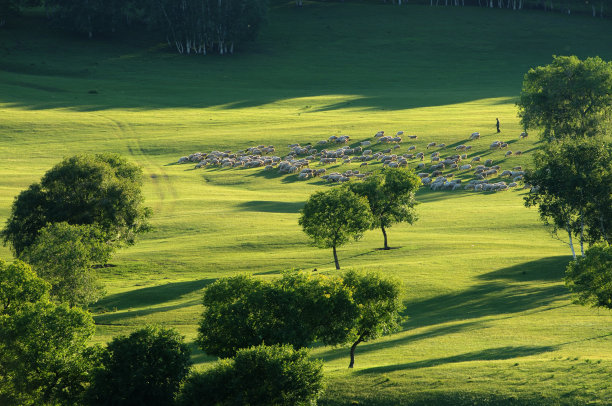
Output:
[{"left": 1, "top": 1, "right": 612, "bottom": 404}]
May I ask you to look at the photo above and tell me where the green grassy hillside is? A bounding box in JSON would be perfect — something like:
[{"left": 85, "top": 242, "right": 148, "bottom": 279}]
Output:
[{"left": 2, "top": 1, "right": 612, "bottom": 404}]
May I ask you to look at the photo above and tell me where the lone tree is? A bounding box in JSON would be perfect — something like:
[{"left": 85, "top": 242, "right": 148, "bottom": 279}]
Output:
[
  {"left": 565, "top": 244, "right": 612, "bottom": 309},
  {"left": 21, "top": 222, "right": 113, "bottom": 307},
  {"left": 517, "top": 55, "right": 612, "bottom": 142},
  {"left": 299, "top": 188, "right": 372, "bottom": 269},
  {"left": 348, "top": 168, "right": 420, "bottom": 250},
  {"left": 1, "top": 153, "right": 151, "bottom": 257},
  {"left": 342, "top": 270, "right": 403, "bottom": 368}
]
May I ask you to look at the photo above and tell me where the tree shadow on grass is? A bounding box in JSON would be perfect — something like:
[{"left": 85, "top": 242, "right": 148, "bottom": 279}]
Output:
[
  {"left": 94, "top": 298, "right": 201, "bottom": 325},
  {"left": 315, "top": 320, "right": 485, "bottom": 364},
  {"left": 478, "top": 256, "right": 571, "bottom": 282},
  {"left": 356, "top": 345, "right": 557, "bottom": 374},
  {"left": 94, "top": 278, "right": 215, "bottom": 312},
  {"left": 236, "top": 200, "right": 304, "bottom": 214},
  {"left": 403, "top": 281, "right": 567, "bottom": 330}
]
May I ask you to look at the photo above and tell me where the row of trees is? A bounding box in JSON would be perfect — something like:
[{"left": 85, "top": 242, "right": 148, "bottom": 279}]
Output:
[
  {"left": 0, "top": 0, "right": 268, "bottom": 54},
  {"left": 300, "top": 168, "right": 421, "bottom": 269}
]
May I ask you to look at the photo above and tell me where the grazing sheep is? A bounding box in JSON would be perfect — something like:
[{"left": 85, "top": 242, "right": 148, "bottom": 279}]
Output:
[
  {"left": 360, "top": 162, "right": 368, "bottom": 167},
  {"left": 471, "top": 156, "right": 481, "bottom": 163},
  {"left": 520, "top": 132, "right": 528, "bottom": 139},
  {"left": 455, "top": 145, "right": 467, "bottom": 151},
  {"left": 361, "top": 140, "right": 371, "bottom": 146},
  {"left": 485, "top": 159, "right": 493, "bottom": 166},
  {"left": 375, "top": 131, "right": 385, "bottom": 137},
  {"left": 460, "top": 164, "right": 472, "bottom": 170},
  {"left": 490, "top": 141, "right": 501, "bottom": 149},
  {"left": 407, "top": 135, "right": 418, "bottom": 139},
  {"left": 363, "top": 150, "right": 372, "bottom": 156},
  {"left": 515, "top": 150, "right": 523, "bottom": 156},
  {"left": 461, "top": 154, "right": 468, "bottom": 159},
  {"left": 408, "top": 145, "right": 416, "bottom": 151},
  {"left": 438, "top": 143, "right": 446, "bottom": 148},
  {"left": 505, "top": 151, "right": 513, "bottom": 157},
  {"left": 416, "top": 163, "right": 425, "bottom": 169},
  {"left": 470, "top": 132, "right": 481, "bottom": 140},
  {"left": 396, "top": 131, "right": 404, "bottom": 136},
  {"left": 513, "top": 166, "right": 522, "bottom": 171},
  {"left": 426, "top": 142, "right": 436, "bottom": 149}
]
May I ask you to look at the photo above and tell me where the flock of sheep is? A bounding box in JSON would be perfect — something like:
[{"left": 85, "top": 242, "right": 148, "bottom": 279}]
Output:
[{"left": 177, "top": 130, "right": 530, "bottom": 192}]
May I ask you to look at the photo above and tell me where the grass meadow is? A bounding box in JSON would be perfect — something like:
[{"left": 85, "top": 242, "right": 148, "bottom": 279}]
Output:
[{"left": 2, "top": 1, "right": 612, "bottom": 404}]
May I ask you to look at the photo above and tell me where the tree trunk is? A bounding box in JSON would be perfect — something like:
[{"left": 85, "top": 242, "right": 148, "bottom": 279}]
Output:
[
  {"left": 567, "top": 222, "right": 577, "bottom": 260},
  {"left": 348, "top": 333, "right": 366, "bottom": 368},
  {"left": 600, "top": 215, "right": 609, "bottom": 245},
  {"left": 381, "top": 225, "right": 389, "bottom": 250},
  {"left": 580, "top": 212, "right": 585, "bottom": 257},
  {"left": 333, "top": 245, "right": 340, "bottom": 270}
]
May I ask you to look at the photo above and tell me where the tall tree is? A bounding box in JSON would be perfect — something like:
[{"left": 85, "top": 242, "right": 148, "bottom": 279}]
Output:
[
  {"left": 348, "top": 168, "right": 420, "bottom": 250},
  {"left": 299, "top": 187, "right": 372, "bottom": 270},
  {"left": 517, "top": 55, "right": 612, "bottom": 142},
  {"left": 2, "top": 154, "right": 151, "bottom": 257}
]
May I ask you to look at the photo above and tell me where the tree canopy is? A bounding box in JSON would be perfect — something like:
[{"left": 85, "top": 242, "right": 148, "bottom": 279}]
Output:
[
  {"left": 21, "top": 222, "right": 112, "bottom": 307},
  {"left": 197, "top": 270, "right": 403, "bottom": 368},
  {"left": 565, "top": 244, "right": 612, "bottom": 310},
  {"left": 197, "top": 272, "right": 356, "bottom": 358},
  {"left": 87, "top": 326, "right": 192, "bottom": 406},
  {"left": 299, "top": 187, "right": 372, "bottom": 269},
  {"left": 348, "top": 168, "right": 420, "bottom": 250},
  {"left": 177, "top": 344, "right": 324, "bottom": 406},
  {"left": 2, "top": 153, "right": 151, "bottom": 257},
  {"left": 342, "top": 270, "right": 403, "bottom": 368},
  {"left": 0, "top": 260, "right": 96, "bottom": 406},
  {"left": 524, "top": 138, "right": 612, "bottom": 258},
  {"left": 517, "top": 55, "right": 612, "bottom": 141}
]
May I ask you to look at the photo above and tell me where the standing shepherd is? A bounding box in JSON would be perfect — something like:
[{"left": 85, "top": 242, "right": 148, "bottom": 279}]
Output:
[{"left": 496, "top": 118, "right": 501, "bottom": 133}]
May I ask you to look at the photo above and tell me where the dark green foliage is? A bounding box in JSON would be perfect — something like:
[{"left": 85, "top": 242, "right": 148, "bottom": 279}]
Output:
[
  {"left": 299, "top": 187, "right": 373, "bottom": 269},
  {"left": 197, "top": 272, "right": 357, "bottom": 358},
  {"left": 0, "top": 0, "right": 19, "bottom": 26},
  {"left": 565, "top": 244, "right": 612, "bottom": 309},
  {"left": 1, "top": 153, "right": 151, "bottom": 257},
  {"left": 517, "top": 55, "right": 612, "bottom": 141},
  {"left": 197, "top": 270, "right": 403, "bottom": 369},
  {"left": 0, "top": 261, "right": 96, "bottom": 406},
  {"left": 21, "top": 222, "right": 113, "bottom": 307},
  {"left": 176, "top": 344, "right": 324, "bottom": 406},
  {"left": 0, "top": 259, "right": 49, "bottom": 313},
  {"left": 87, "top": 325, "right": 192, "bottom": 406},
  {"left": 342, "top": 270, "right": 403, "bottom": 368},
  {"left": 347, "top": 168, "right": 420, "bottom": 250}
]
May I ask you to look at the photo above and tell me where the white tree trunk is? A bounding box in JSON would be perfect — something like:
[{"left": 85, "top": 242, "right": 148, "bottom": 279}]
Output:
[{"left": 567, "top": 223, "right": 577, "bottom": 260}]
